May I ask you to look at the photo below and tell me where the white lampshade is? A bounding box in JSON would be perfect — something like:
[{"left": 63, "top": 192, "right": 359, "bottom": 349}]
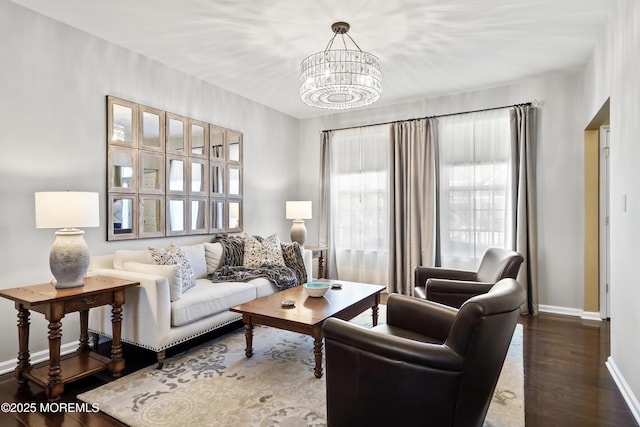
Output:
[
  {"left": 34, "top": 191, "right": 100, "bottom": 289},
  {"left": 35, "top": 192, "right": 100, "bottom": 229},
  {"left": 286, "top": 201, "right": 312, "bottom": 220}
]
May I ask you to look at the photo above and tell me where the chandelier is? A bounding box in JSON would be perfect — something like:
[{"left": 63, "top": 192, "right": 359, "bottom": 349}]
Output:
[{"left": 299, "top": 22, "right": 381, "bottom": 110}]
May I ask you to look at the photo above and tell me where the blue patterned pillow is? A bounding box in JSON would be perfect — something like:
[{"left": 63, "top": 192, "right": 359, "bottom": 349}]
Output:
[{"left": 148, "top": 244, "right": 196, "bottom": 297}]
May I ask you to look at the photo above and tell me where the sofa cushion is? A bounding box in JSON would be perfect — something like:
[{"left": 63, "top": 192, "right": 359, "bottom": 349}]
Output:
[
  {"left": 243, "top": 233, "right": 286, "bottom": 268},
  {"left": 180, "top": 243, "right": 207, "bottom": 279},
  {"left": 113, "top": 249, "right": 153, "bottom": 270},
  {"left": 123, "top": 261, "right": 183, "bottom": 302},
  {"left": 148, "top": 244, "right": 196, "bottom": 296},
  {"left": 171, "top": 279, "right": 256, "bottom": 327},
  {"left": 203, "top": 242, "right": 223, "bottom": 274}
]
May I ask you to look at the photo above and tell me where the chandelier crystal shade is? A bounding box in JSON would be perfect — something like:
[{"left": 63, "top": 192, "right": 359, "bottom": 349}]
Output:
[{"left": 300, "top": 22, "right": 381, "bottom": 110}]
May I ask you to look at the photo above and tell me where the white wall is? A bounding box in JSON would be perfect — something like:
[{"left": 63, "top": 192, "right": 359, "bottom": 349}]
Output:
[
  {"left": 0, "top": 0, "right": 299, "bottom": 363},
  {"left": 583, "top": 0, "right": 640, "bottom": 420},
  {"left": 299, "top": 71, "right": 588, "bottom": 311}
]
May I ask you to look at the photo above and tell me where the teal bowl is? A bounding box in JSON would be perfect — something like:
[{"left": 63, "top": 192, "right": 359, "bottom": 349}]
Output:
[{"left": 303, "top": 282, "right": 331, "bottom": 298}]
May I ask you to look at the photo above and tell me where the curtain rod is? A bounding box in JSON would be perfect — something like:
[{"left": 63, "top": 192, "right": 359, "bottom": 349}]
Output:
[{"left": 321, "top": 100, "right": 537, "bottom": 133}]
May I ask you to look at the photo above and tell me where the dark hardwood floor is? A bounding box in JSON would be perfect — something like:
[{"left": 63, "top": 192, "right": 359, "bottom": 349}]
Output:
[{"left": 0, "top": 314, "right": 636, "bottom": 426}]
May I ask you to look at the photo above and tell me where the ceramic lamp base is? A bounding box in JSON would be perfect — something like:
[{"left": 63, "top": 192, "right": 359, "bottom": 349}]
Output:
[
  {"left": 290, "top": 220, "right": 307, "bottom": 247},
  {"left": 49, "top": 228, "right": 89, "bottom": 288}
]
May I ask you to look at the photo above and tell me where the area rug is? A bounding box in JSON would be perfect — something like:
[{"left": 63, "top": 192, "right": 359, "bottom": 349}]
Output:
[{"left": 78, "top": 309, "right": 524, "bottom": 426}]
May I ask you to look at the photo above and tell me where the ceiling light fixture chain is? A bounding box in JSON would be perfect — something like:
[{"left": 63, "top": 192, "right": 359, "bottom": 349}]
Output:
[{"left": 300, "top": 21, "right": 381, "bottom": 110}]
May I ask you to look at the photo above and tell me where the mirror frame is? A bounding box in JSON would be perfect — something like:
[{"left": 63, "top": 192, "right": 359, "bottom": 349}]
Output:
[{"left": 107, "top": 96, "right": 243, "bottom": 240}]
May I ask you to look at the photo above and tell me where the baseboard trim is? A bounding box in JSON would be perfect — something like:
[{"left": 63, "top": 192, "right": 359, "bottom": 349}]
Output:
[
  {"left": 606, "top": 356, "right": 640, "bottom": 424},
  {"left": 0, "top": 340, "right": 80, "bottom": 375},
  {"left": 538, "top": 305, "right": 602, "bottom": 321}
]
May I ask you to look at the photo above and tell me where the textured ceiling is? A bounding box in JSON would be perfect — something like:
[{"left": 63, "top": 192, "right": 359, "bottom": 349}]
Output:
[{"left": 10, "top": 0, "right": 613, "bottom": 119}]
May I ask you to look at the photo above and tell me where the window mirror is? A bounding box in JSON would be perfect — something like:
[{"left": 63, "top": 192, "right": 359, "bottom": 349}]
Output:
[
  {"left": 228, "top": 200, "right": 242, "bottom": 231},
  {"left": 140, "top": 106, "right": 164, "bottom": 151},
  {"left": 140, "top": 195, "right": 165, "bottom": 238},
  {"left": 211, "top": 164, "right": 225, "bottom": 196},
  {"left": 109, "top": 147, "right": 137, "bottom": 192},
  {"left": 210, "top": 126, "right": 225, "bottom": 160},
  {"left": 167, "top": 156, "right": 187, "bottom": 194},
  {"left": 190, "top": 160, "right": 208, "bottom": 196},
  {"left": 140, "top": 152, "right": 164, "bottom": 193},
  {"left": 167, "top": 197, "right": 187, "bottom": 235},
  {"left": 228, "top": 130, "right": 242, "bottom": 163},
  {"left": 210, "top": 199, "right": 225, "bottom": 232},
  {"left": 108, "top": 98, "right": 137, "bottom": 147},
  {"left": 109, "top": 194, "right": 137, "bottom": 240},
  {"left": 167, "top": 113, "right": 186, "bottom": 154},
  {"left": 228, "top": 166, "right": 242, "bottom": 196},
  {"left": 107, "top": 96, "right": 243, "bottom": 240},
  {"left": 190, "top": 197, "right": 208, "bottom": 233}
]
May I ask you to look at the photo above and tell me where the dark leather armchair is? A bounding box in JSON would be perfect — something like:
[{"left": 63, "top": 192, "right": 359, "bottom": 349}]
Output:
[
  {"left": 414, "top": 247, "right": 523, "bottom": 308},
  {"left": 323, "top": 279, "right": 525, "bottom": 427}
]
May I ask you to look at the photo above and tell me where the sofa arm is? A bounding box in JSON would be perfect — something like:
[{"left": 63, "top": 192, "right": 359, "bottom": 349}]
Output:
[
  {"left": 414, "top": 266, "right": 476, "bottom": 287},
  {"left": 426, "top": 279, "right": 494, "bottom": 308},
  {"left": 386, "top": 293, "right": 458, "bottom": 342},
  {"left": 88, "top": 268, "right": 172, "bottom": 348}
]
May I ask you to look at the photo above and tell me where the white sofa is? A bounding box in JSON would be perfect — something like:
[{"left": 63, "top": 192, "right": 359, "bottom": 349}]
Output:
[{"left": 87, "top": 241, "right": 312, "bottom": 368}]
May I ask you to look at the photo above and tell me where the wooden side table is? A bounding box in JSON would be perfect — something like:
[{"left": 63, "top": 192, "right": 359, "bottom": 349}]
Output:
[
  {"left": 306, "top": 246, "right": 329, "bottom": 279},
  {"left": 0, "top": 275, "right": 139, "bottom": 400}
]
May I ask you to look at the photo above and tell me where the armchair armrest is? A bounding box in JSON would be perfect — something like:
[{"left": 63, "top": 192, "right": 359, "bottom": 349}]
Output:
[
  {"left": 323, "top": 318, "right": 464, "bottom": 371},
  {"left": 386, "top": 294, "right": 458, "bottom": 342},
  {"left": 414, "top": 266, "right": 476, "bottom": 287},
  {"left": 426, "top": 279, "right": 494, "bottom": 308}
]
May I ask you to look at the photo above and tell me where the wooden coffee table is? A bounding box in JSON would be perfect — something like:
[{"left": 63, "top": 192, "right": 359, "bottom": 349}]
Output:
[{"left": 230, "top": 279, "right": 385, "bottom": 378}]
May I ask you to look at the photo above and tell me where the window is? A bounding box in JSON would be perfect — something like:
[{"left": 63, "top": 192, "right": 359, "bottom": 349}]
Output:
[{"left": 437, "top": 109, "right": 513, "bottom": 270}]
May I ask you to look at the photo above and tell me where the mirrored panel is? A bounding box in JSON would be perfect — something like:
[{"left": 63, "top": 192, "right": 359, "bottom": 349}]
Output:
[
  {"left": 140, "top": 152, "right": 164, "bottom": 193},
  {"left": 140, "top": 195, "right": 165, "bottom": 238},
  {"left": 190, "top": 197, "right": 208, "bottom": 233},
  {"left": 109, "top": 147, "right": 137, "bottom": 192},
  {"left": 167, "top": 156, "right": 186, "bottom": 193},
  {"left": 167, "top": 197, "right": 187, "bottom": 235},
  {"left": 228, "top": 166, "right": 242, "bottom": 196},
  {"left": 108, "top": 97, "right": 137, "bottom": 146},
  {"left": 190, "top": 120, "right": 208, "bottom": 157},
  {"left": 140, "top": 106, "right": 164, "bottom": 151},
  {"left": 228, "top": 130, "right": 242, "bottom": 163},
  {"left": 167, "top": 114, "right": 186, "bottom": 153},
  {"left": 210, "top": 125, "right": 225, "bottom": 160},
  {"left": 228, "top": 200, "right": 242, "bottom": 231},
  {"left": 210, "top": 199, "right": 225, "bottom": 232},
  {"left": 190, "top": 160, "right": 208, "bottom": 195},
  {"left": 108, "top": 194, "right": 137, "bottom": 241},
  {"left": 211, "top": 163, "right": 224, "bottom": 196}
]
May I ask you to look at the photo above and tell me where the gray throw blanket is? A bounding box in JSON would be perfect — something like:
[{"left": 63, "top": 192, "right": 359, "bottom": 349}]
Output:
[{"left": 207, "top": 234, "right": 307, "bottom": 290}]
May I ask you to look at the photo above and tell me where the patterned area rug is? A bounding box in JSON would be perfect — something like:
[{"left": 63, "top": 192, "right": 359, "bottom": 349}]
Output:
[{"left": 78, "top": 308, "right": 524, "bottom": 426}]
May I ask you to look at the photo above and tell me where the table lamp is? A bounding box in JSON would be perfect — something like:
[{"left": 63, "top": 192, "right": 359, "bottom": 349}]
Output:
[
  {"left": 35, "top": 191, "right": 100, "bottom": 288},
  {"left": 286, "top": 201, "right": 312, "bottom": 246}
]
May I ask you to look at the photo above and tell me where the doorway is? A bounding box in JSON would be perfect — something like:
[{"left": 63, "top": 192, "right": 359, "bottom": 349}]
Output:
[{"left": 599, "top": 125, "right": 610, "bottom": 319}]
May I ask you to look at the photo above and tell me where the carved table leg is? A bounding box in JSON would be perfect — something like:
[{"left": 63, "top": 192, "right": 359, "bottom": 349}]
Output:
[
  {"left": 78, "top": 309, "right": 90, "bottom": 352},
  {"left": 372, "top": 304, "right": 379, "bottom": 327},
  {"left": 243, "top": 314, "right": 254, "bottom": 358},
  {"left": 313, "top": 332, "right": 324, "bottom": 378},
  {"left": 46, "top": 302, "right": 64, "bottom": 400},
  {"left": 16, "top": 306, "right": 30, "bottom": 384},
  {"left": 109, "top": 290, "right": 125, "bottom": 377},
  {"left": 91, "top": 333, "right": 100, "bottom": 351}
]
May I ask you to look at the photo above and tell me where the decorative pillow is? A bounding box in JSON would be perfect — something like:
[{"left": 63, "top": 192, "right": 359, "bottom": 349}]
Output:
[
  {"left": 148, "top": 244, "right": 196, "bottom": 296},
  {"left": 179, "top": 244, "right": 207, "bottom": 279},
  {"left": 281, "top": 242, "right": 308, "bottom": 285},
  {"left": 113, "top": 249, "right": 153, "bottom": 270},
  {"left": 243, "top": 233, "right": 286, "bottom": 268},
  {"left": 123, "top": 261, "right": 182, "bottom": 302},
  {"left": 203, "top": 242, "right": 223, "bottom": 274}
]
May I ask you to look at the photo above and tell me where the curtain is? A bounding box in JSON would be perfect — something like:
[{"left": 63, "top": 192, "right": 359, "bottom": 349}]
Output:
[
  {"left": 389, "top": 119, "right": 437, "bottom": 295},
  {"left": 436, "top": 109, "right": 513, "bottom": 270},
  {"left": 321, "top": 125, "right": 390, "bottom": 285},
  {"left": 511, "top": 105, "right": 539, "bottom": 315},
  {"left": 319, "top": 131, "right": 337, "bottom": 278}
]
